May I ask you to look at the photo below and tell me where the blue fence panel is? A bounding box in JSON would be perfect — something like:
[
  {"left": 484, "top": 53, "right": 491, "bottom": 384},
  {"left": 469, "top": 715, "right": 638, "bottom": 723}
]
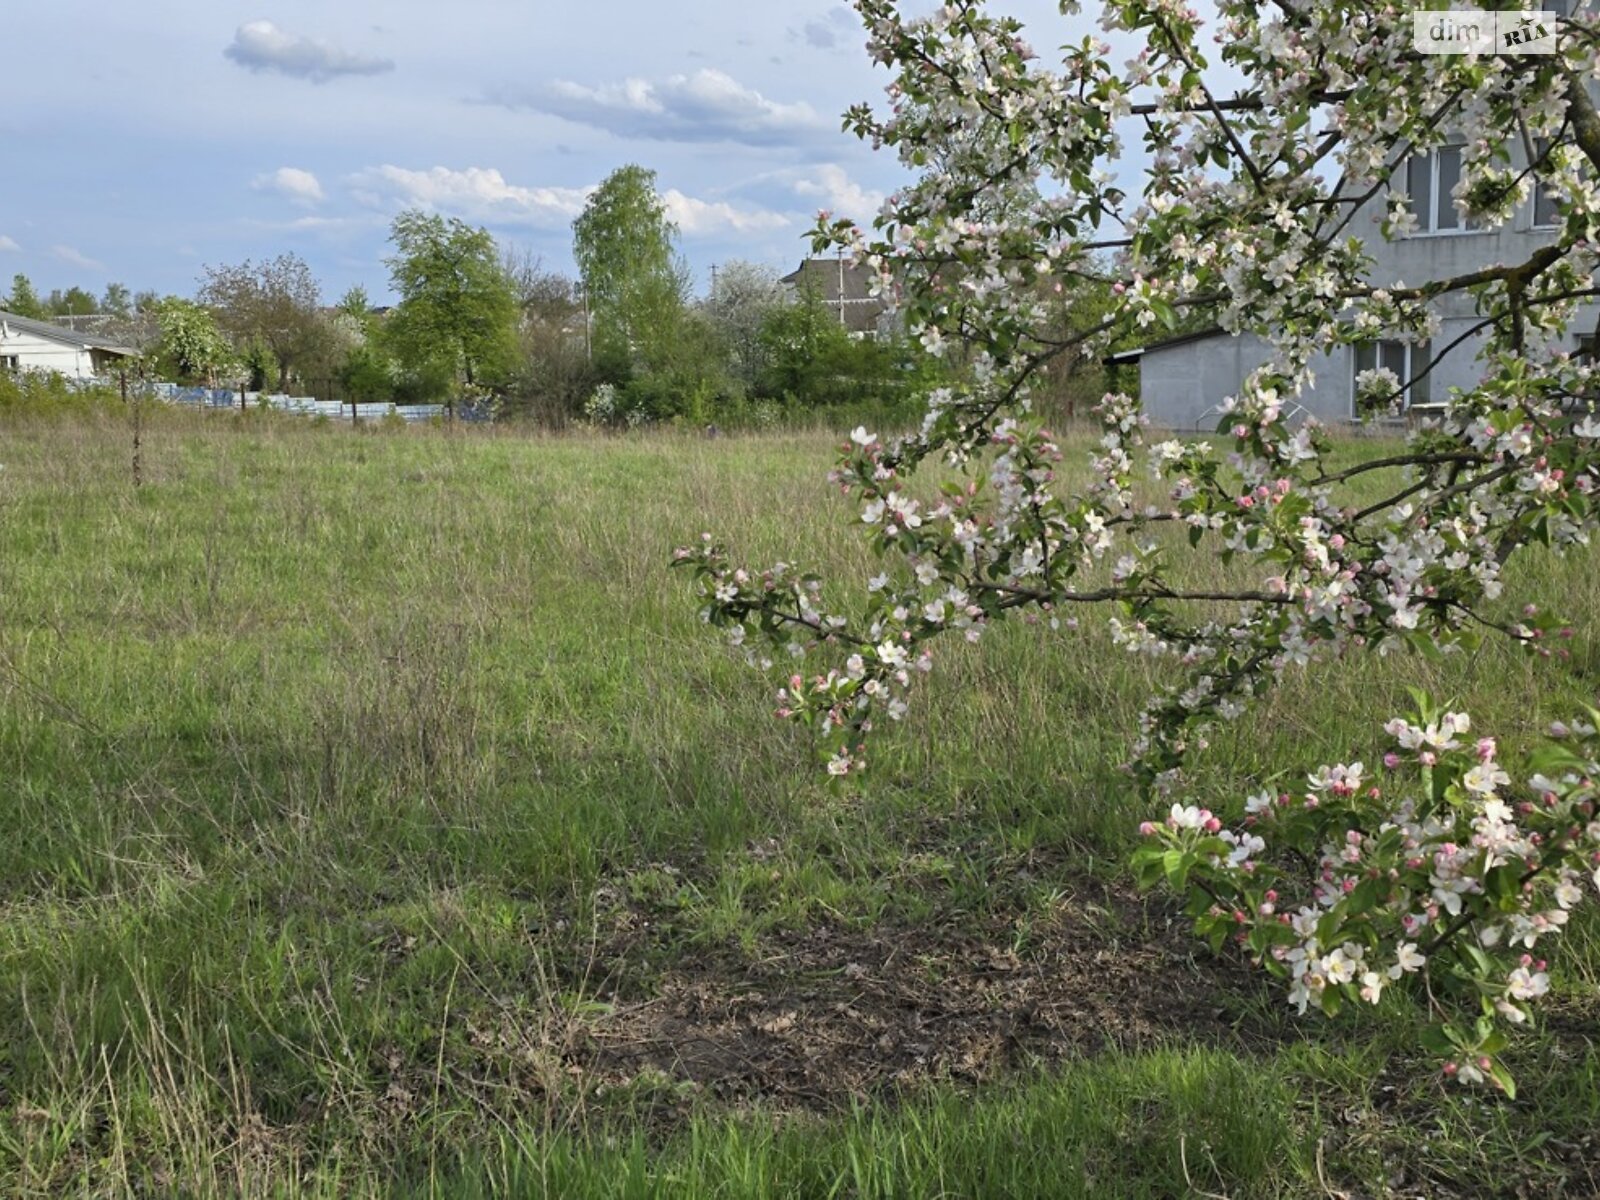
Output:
[{"left": 144, "top": 385, "right": 480, "bottom": 424}]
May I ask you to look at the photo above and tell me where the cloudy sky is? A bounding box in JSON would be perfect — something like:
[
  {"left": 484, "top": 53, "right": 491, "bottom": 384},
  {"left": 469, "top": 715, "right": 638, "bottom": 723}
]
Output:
[{"left": 0, "top": 0, "right": 1093, "bottom": 305}]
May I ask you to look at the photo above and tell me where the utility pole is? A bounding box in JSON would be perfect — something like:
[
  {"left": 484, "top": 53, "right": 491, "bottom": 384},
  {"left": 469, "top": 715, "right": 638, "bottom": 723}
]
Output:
[
  {"left": 836, "top": 247, "right": 847, "bottom": 329},
  {"left": 709, "top": 263, "right": 719, "bottom": 300}
]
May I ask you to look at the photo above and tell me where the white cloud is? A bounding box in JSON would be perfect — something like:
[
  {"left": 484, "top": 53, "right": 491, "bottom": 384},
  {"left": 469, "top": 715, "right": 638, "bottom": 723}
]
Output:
[
  {"left": 738, "top": 164, "right": 888, "bottom": 227},
  {"left": 662, "top": 190, "right": 792, "bottom": 238},
  {"left": 349, "top": 165, "right": 593, "bottom": 228},
  {"left": 225, "top": 21, "right": 394, "bottom": 84},
  {"left": 0, "top": 235, "right": 19, "bottom": 253},
  {"left": 348, "top": 164, "right": 791, "bottom": 241},
  {"left": 487, "top": 69, "right": 827, "bottom": 147},
  {"left": 253, "top": 167, "right": 325, "bottom": 207},
  {"left": 788, "top": 164, "right": 888, "bottom": 222},
  {"left": 52, "top": 244, "right": 105, "bottom": 272}
]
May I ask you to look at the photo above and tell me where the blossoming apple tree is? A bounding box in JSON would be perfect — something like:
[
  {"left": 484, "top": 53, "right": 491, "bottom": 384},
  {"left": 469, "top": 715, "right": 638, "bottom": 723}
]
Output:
[{"left": 676, "top": 1, "right": 1600, "bottom": 1086}]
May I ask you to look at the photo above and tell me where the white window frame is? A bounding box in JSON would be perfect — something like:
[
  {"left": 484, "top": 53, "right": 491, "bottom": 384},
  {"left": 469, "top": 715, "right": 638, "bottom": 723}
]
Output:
[
  {"left": 1403, "top": 145, "right": 1482, "bottom": 236},
  {"left": 1353, "top": 339, "right": 1436, "bottom": 413},
  {"left": 0, "top": 354, "right": 19, "bottom": 373}
]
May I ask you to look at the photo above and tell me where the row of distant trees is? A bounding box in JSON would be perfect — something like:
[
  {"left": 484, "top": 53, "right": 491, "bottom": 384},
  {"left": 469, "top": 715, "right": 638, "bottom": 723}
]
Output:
[
  {"left": 3, "top": 164, "right": 1120, "bottom": 425},
  {"left": 3, "top": 275, "right": 149, "bottom": 321}
]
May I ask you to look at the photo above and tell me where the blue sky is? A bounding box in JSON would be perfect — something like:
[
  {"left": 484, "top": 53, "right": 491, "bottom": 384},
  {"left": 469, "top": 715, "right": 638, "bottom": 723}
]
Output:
[{"left": 0, "top": 1, "right": 1015, "bottom": 305}]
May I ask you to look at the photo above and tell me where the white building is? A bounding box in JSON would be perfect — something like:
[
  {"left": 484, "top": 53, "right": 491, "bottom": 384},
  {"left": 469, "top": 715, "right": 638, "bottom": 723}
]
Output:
[
  {"left": 0, "top": 309, "right": 135, "bottom": 379},
  {"left": 1112, "top": 41, "right": 1599, "bottom": 431},
  {"left": 1113, "top": 167, "right": 1598, "bottom": 431}
]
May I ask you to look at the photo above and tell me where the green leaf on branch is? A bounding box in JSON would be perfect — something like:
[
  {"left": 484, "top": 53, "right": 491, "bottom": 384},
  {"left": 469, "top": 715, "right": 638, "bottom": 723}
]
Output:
[{"left": 1162, "top": 849, "right": 1193, "bottom": 890}]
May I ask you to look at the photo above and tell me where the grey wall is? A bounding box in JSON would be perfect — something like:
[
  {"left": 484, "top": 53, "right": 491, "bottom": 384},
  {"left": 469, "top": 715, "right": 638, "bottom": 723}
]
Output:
[
  {"left": 1140, "top": 105, "right": 1600, "bottom": 430},
  {"left": 1139, "top": 334, "right": 1268, "bottom": 431}
]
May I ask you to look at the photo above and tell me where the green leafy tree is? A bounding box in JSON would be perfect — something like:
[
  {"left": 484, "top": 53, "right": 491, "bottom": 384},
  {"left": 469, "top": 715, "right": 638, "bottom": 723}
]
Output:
[
  {"left": 382, "top": 211, "right": 518, "bottom": 412},
  {"left": 5, "top": 274, "right": 45, "bottom": 318},
  {"left": 326, "top": 287, "right": 390, "bottom": 402},
  {"left": 754, "top": 280, "right": 923, "bottom": 411},
  {"left": 102, "top": 282, "right": 133, "bottom": 319},
  {"left": 47, "top": 287, "right": 99, "bottom": 317},
  {"left": 337, "top": 285, "right": 372, "bottom": 323},
  {"left": 617, "top": 309, "right": 736, "bottom": 424},
  {"left": 150, "top": 298, "right": 238, "bottom": 385},
  {"left": 756, "top": 280, "right": 855, "bottom": 402},
  {"left": 572, "top": 165, "right": 691, "bottom": 378},
  {"left": 339, "top": 343, "right": 395, "bottom": 403},
  {"left": 236, "top": 336, "right": 280, "bottom": 393}
]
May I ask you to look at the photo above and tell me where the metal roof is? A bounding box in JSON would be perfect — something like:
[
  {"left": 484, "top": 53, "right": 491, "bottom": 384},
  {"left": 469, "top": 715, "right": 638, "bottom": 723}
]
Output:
[
  {"left": 0, "top": 308, "right": 136, "bottom": 356},
  {"left": 781, "top": 258, "right": 882, "bottom": 304},
  {"left": 780, "top": 258, "right": 888, "bottom": 333}
]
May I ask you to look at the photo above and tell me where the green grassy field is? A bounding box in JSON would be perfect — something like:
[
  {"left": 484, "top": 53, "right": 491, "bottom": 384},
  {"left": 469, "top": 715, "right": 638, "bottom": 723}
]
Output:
[{"left": 1, "top": 408, "right": 1597, "bottom": 1197}]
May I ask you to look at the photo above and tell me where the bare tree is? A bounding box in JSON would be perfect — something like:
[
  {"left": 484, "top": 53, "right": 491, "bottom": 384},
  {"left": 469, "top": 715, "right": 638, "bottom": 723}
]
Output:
[
  {"left": 498, "top": 243, "right": 593, "bottom": 425},
  {"left": 197, "top": 253, "right": 327, "bottom": 390}
]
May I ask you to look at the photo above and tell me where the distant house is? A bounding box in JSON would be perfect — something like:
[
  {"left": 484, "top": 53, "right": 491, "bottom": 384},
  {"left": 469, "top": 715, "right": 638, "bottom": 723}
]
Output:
[
  {"left": 781, "top": 257, "right": 893, "bottom": 338},
  {"left": 1110, "top": 145, "right": 1599, "bottom": 432},
  {"left": 49, "top": 310, "right": 161, "bottom": 355},
  {"left": 1108, "top": 49, "right": 1600, "bottom": 431},
  {"left": 0, "top": 309, "right": 136, "bottom": 379}
]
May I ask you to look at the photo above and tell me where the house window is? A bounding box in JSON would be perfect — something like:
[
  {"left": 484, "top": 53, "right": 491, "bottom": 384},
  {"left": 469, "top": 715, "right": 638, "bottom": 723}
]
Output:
[
  {"left": 1533, "top": 138, "right": 1563, "bottom": 228},
  {"left": 1354, "top": 340, "right": 1434, "bottom": 411},
  {"left": 0, "top": 355, "right": 18, "bottom": 373},
  {"left": 1578, "top": 334, "right": 1594, "bottom": 362},
  {"left": 1404, "top": 146, "right": 1479, "bottom": 233},
  {"left": 1533, "top": 177, "right": 1560, "bottom": 228}
]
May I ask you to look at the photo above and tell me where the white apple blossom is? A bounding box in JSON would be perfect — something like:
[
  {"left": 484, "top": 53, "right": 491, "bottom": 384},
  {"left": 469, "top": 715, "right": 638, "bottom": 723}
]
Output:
[
  {"left": 677, "top": 0, "right": 1600, "bottom": 1092},
  {"left": 1137, "top": 704, "right": 1600, "bottom": 1092}
]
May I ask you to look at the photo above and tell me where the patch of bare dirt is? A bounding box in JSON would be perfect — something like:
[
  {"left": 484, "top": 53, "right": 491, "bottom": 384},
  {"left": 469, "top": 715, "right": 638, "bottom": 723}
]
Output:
[{"left": 565, "top": 878, "right": 1274, "bottom": 1110}]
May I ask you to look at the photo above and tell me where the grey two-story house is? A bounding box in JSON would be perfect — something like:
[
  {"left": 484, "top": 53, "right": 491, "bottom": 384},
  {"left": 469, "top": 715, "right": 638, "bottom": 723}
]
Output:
[{"left": 1118, "top": 58, "right": 1599, "bottom": 430}]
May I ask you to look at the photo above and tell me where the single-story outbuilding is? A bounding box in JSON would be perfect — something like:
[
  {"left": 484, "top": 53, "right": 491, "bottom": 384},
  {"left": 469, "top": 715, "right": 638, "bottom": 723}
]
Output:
[
  {"left": 0, "top": 308, "right": 135, "bottom": 379},
  {"left": 1109, "top": 319, "right": 1597, "bottom": 433}
]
